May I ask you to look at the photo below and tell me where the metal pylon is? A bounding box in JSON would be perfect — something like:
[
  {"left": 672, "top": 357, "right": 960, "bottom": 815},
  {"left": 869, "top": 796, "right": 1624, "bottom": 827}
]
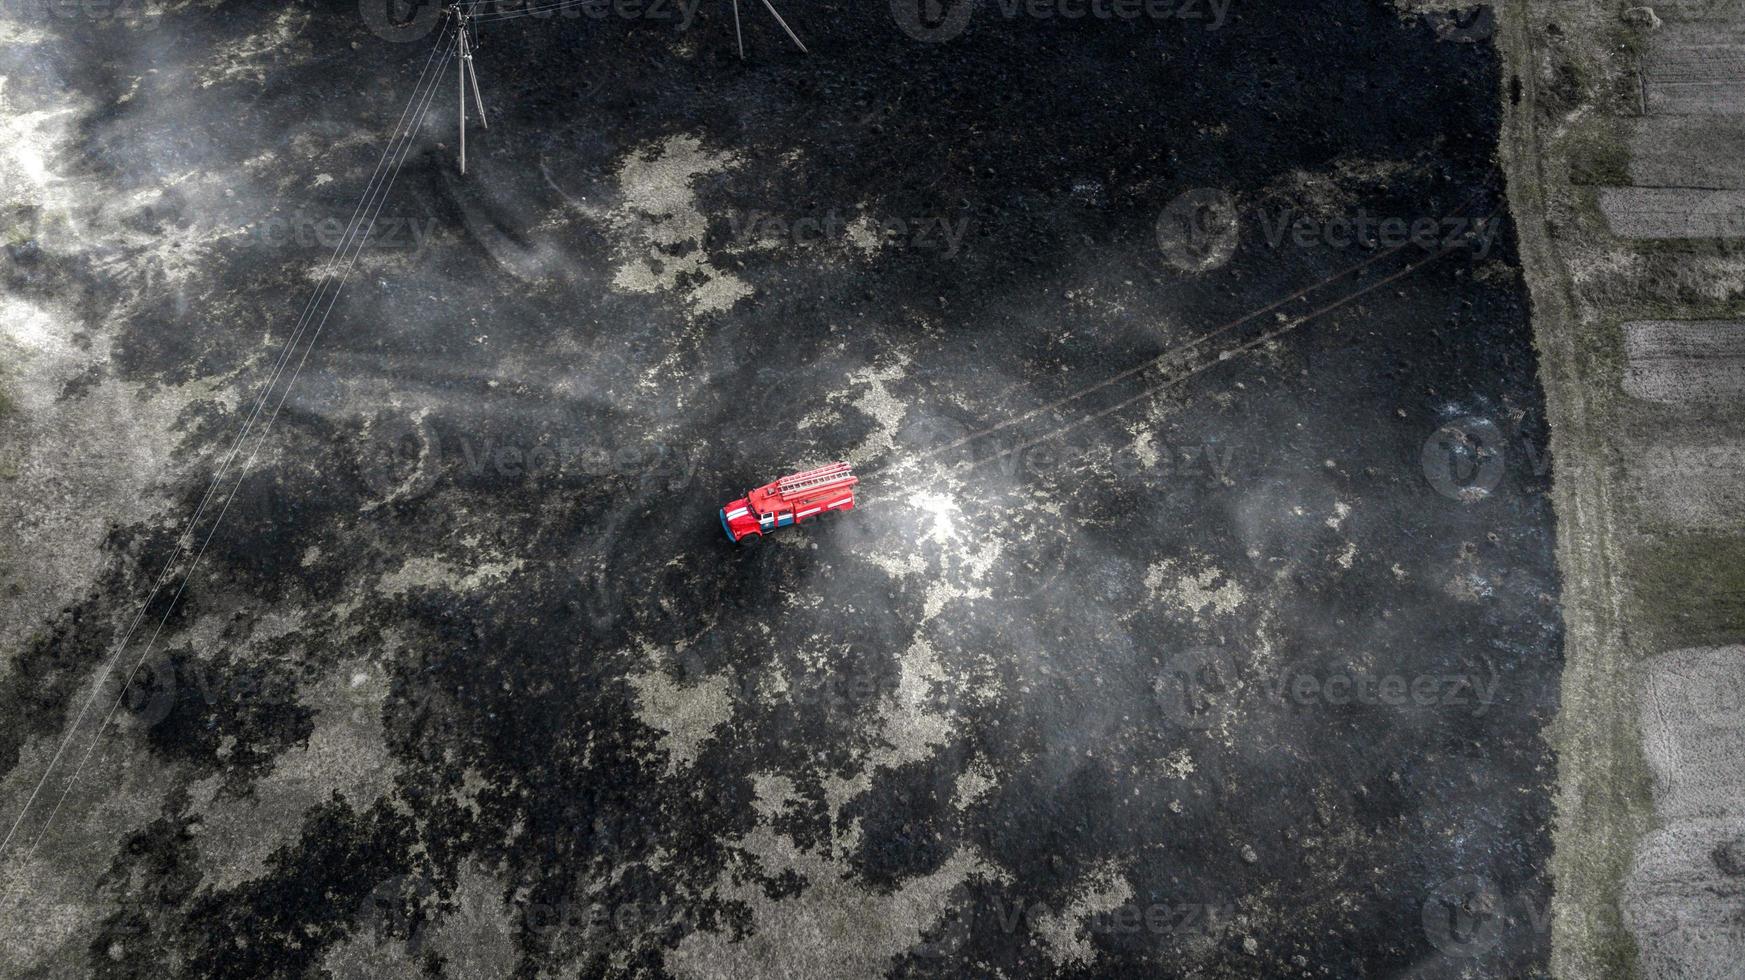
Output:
[{"left": 731, "top": 0, "right": 807, "bottom": 58}]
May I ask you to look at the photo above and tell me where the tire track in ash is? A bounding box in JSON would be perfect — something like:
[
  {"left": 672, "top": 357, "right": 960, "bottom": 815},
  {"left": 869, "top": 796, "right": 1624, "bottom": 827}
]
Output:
[{"left": 857, "top": 228, "right": 1480, "bottom": 506}]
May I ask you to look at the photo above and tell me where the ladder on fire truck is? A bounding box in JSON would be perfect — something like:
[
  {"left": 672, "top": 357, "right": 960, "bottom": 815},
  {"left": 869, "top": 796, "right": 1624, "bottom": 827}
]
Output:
[{"left": 777, "top": 462, "right": 855, "bottom": 499}]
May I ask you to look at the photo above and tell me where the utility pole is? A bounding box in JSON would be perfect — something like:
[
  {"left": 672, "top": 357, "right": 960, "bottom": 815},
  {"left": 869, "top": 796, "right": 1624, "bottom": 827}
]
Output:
[{"left": 452, "top": 5, "right": 488, "bottom": 174}]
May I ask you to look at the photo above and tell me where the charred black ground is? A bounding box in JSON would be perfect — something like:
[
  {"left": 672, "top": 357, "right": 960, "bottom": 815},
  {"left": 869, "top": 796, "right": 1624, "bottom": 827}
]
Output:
[{"left": 0, "top": 1, "right": 1558, "bottom": 977}]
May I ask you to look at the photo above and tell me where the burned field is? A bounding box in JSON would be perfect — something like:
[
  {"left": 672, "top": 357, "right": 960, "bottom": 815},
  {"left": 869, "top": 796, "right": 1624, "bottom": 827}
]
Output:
[{"left": 0, "top": 0, "right": 1559, "bottom": 977}]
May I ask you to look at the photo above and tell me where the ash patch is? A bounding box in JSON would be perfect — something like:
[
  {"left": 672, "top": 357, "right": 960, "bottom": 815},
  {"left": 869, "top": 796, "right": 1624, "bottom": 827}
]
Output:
[{"left": 0, "top": 1, "right": 1555, "bottom": 978}]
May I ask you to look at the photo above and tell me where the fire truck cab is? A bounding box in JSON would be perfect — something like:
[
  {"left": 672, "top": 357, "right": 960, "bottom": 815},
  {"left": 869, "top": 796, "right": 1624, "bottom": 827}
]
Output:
[{"left": 719, "top": 462, "right": 857, "bottom": 543}]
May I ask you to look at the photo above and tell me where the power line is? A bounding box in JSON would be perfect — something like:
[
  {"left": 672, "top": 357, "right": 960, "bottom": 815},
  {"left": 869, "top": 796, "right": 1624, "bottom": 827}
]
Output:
[
  {"left": 0, "top": 22, "right": 463, "bottom": 870},
  {"left": 953, "top": 243, "right": 1466, "bottom": 482},
  {"left": 866, "top": 179, "right": 1502, "bottom": 487}
]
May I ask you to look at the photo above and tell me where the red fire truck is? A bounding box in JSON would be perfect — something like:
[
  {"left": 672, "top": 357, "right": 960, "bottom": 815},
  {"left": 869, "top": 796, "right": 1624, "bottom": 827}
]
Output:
[{"left": 719, "top": 462, "right": 857, "bottom": 543}]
